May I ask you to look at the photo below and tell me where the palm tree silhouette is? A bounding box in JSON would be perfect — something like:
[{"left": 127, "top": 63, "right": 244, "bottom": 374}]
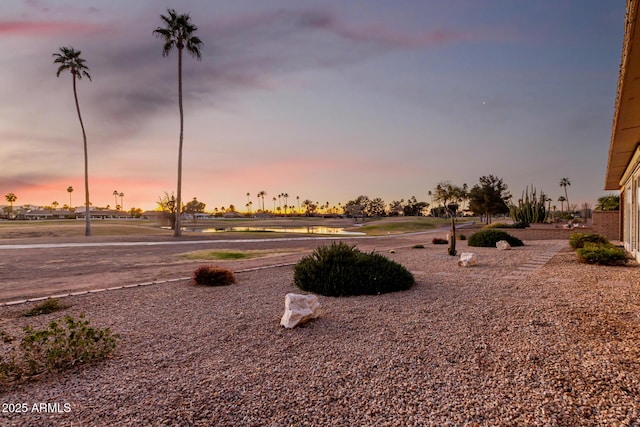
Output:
[
  {"left": 113, "top": 190, "right": 119, "bottom": 210},
  {"left": 559, "top": 177, "right": 571, "bottom": 215},
  {"left": 154, "top": 9, "right": 203, "bottom": 237},
  {"left": 119, "top": 192, "right": 125, "bottom": 211},
  {"left": 257, "top": 191, "right": 266, "bottom": 212},
  {"left": 54, "top": 46, "right": 92, "bottom": 236},
  {"left": 5, "top": 193, "right": 17, "bottom": 218},
  {"left": 67, "top": 186, "right": 73, "bottom": 208},
  {"left": 558, "top": 196, "right": 566, "bottom": 216}
]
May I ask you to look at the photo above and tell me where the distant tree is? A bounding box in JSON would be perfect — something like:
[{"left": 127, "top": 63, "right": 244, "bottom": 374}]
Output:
[
  {"left": 52, "top": 201, "right": 59, "bottom": 210},
  {"left": 157, "top": 192, "right": 177, "bottom": 229},
  {"left": 119, "top": 192, "right": 124, "bottom": 211},
  {"left": 257, "top": 191, "right": 266, "bottom": 212},
  {"left": 559, "top": 177, "right": 571, "bottom": 214},
  {"left": 129, "top": 207, "right": 143, "bottom": 218},
  {"left": 557, "top": 196, "right": 566, "bottom": 215},
  {"left": 154, "top": 8, "right": 203, "bottom": 237},
  {"left": 434, "top": 182, "right": 468, "bottom": 256},
  {"left": 301, "top": 199, "right": 316, "bottom": 216},
  {"left": 184, "top": 197, "right": 206, "bottom": 214},
  {"left": 468, "top": 175, "right": 510, "bottom": 224},
  {"left": 273, "top": 196, "right": 277, "bottom": 213},
  {"left": 113, "top": 190, "right": 119, "bottom": 209},
  {"left": 596, "top": 194, "right": 620, "bottom": 211},
  {"left": 282, "top": 193, "right": 289, "bottom": 214},
  {"left": 67, "top": 186, "right": 74, "bottom": 207},
  {"left": 54, "top": 46, "right": 92, "bottom": 236},
  {"left": 5, "top": 193, "right": 17, "bottom": 217},
  {"left": 367, "top": 197, "right": 387, "bottom": 217},
  {"left": 388, "top": 199, "right": 404, "bottom": 216},
  {"left": 402, "top": 196, "right": 428, "bottom": 216}
]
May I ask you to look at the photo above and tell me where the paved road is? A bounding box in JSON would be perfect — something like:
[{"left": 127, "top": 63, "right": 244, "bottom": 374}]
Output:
[{"left": 0, "top": 228, "right": 456, "bottom": 303}]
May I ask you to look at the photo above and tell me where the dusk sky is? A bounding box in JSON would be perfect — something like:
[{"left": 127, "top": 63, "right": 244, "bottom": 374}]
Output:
[{"left": 1, "top": 1, "right": 626, "bottom": 212}]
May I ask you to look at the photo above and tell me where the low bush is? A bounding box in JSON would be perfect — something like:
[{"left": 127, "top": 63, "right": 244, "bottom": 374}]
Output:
[
  {"left": 1, "top": 315, "right": 117, "bottom": 385},
  {"left": 569, "top": 233, "right": 609, "bottom": 250},
  {"left": 432, "top": 238, "right": 448, "bottom": 245},
  {"left": 468, "top": 229, "right": 524, "bottom": 247},
  {"left": 412, "top": 244, "right": 425, "bottom": 249},
  {"left": 23, "top": 298, "right": 69, "bottom": 317},
  {"left": 577, "top": 243, "right": 628, "bottom": 265},
  {"left": 484, "top": 222, "right": 528, "bottom": 229},
  {"left": 293, "top": 242, "right": 414, "bottom": 296},
  {"left": 193, "top": 266, "right": 236, "bottom": 286},
  {"left": 459, "top": 234, "right": 467, "bottom": 240}
]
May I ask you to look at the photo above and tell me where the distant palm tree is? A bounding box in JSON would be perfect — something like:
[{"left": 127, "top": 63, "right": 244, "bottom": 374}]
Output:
[
  {"left": 5, "top": 193, "right": 17, "bottom": 217},
  {"left": 119, "top": 192, "right": 125, "bottom": 211},
  {"left": 54, "top": 46, "right": 92, "bottom": 236},
  {"left": 52, "top": 201, "right": 59, "bottom": 210},
  {"left": 282, "top": 193, "right": 289, "bottom": 214},
  {"left": 257, "top": 191, "right": 266, "bottom": 212},
  {"left": 113, "top": 190, "right": 119, "bottom": 209},
  {"left": 558, "top": 196, "right": 566, "bottom": 215},
  {"left": 67, "top": 186, "right": 74, "bottom": 207},
  {"left": 154, "top": 8, "right": 203, "bottom": 237},
  {"left": 272, "top": 196, "right": 277, "bottom": 213},
  {"left": 559, "top": 177, "right": 571, "bottom": 215},
  {"left": 296, "top": 195, "right": 300, "bottom": 213}
]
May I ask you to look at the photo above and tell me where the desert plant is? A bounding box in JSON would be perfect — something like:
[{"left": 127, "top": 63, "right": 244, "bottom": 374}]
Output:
[
  {"left": 432, "top": 238, "right": 448, "bottom": 245},
  {"left": 23, "top": 298, "right": 69, "bottom": 317},
  {"left": 509, "top": 186, "right": 548, "bottom": 225},
  {"left": 459, "top": 234, "right": 467, "bottom": 240},
  {"left": 569, "top": 233, "right": 609, "bottom": 250},
  {"left": 192, "top": 265, "right": 236, "bottom": 286},
  {"left": 577, "top": 243, "right": 628, "bottom": 265},
  {"left": 468, "top": 229, "right": 524, "bottom": 247},
  {"left": 412, "top": 244, "right": 425, "bottom": 249},
  {"left": 293, "top": 242, "right": 414, "bottom": 296},
  {"left": 0, "top": 315, "right": 118, "bottom": 384}
]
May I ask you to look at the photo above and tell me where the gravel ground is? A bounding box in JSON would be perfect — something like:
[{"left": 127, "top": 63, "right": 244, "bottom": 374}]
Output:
[{"left": 0, "top": 240, "right": 639, "bottom": 426}]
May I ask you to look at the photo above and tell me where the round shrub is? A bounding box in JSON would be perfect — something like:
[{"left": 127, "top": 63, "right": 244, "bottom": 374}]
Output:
[
  {"left": 193, "top": 266, "right": 236, "bottom": 286},
  {"left": 468, "top": 229, "right": 524, "bottom": 247},
  {"left": 569, "top": 233, "right": 609, "bottom": 250},
  {"left": 432, "top": 237, "right": 448, "bottom": 245},
  {"left": 293, "top": 242, "right": 414, "bottom": 296},
  {"left": 577, "top": 243, "right": 628, "bottom": 265}
]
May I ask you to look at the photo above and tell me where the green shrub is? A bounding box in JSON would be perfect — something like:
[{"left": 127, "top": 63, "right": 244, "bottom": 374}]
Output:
[
  {"left": 569, "top": 233, "right": 609, "bottom": 250},
  {"left": 1, "top": 315, "right": 118, "bottom": 384},
  {"left": 193, "top": 266, "right": 236, "bottom": 286},
  {"left": 23, "top": 298, "right": 69, "bottom": 317},
  {"left": 577, "top": 243, "right": 628, "bottom": 265},
  {"left": 485, "top": 222, "right": 528, "bottom": 229},
  {"left": 293, "top": 242, "right": 414, "bottom": 296},
  {"left": 432, "top": 238, "right": 448, "bottom": 245},
  {"left": 468, "top": 229, "right": 524, "bottom": 247}
]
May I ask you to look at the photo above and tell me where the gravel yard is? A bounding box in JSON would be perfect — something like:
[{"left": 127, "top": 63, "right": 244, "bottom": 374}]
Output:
[{"left": 1, "top": 240, "right": 639, "bottom": 426}]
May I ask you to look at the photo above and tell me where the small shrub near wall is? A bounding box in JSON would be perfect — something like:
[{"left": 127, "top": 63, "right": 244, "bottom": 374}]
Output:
[
  {"left": 193, "top": 266, "right": 236, "bottom": 286},
  {"left": 468, "top": 229, "right": 524, "bottom": 247},
  {"left": 577, "top": 243, "right": 628, "bottom": 266},
  {"left": 569, "top": 233, "right": 609, "bottom": 250}
]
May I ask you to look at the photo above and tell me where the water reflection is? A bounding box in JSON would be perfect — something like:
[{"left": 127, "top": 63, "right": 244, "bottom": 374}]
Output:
[{"left": 170, "top": 226, "right": 365, "bottom": 235}]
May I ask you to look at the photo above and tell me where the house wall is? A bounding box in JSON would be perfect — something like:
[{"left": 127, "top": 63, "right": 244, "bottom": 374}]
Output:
[{"left": 591, "top": 210, "right": 621, "bottom": 241}]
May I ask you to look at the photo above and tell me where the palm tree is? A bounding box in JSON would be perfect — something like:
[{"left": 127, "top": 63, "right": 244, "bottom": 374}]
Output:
[
  {"left": 154, "top": 9, "right": 203, "bottom": 237},
  {"left": 434, "top": 181, "right": 468, "bottom": 256},
  {"left": 5, "top": 193, "right": 17, "bottom": 218},
  {"left": 559, "top": 177, "right": 571, "bottom": 215},
  {"left": 54, "top": 46, "right": 92, "bottom": 236},
  {"left": 67, "top": 186, "right": 74, "bottom": 208},
  {"left": 296, "top": 195, "right": 300, "bottom": 213},
  {"left": 558, "top": 196, "right": 566, "bottom": 216},
  {"left": 273, "top": 196, "right": 277, "bottom": 213},
  {"left": 113, "top": 190, "right": 119, "bottom": 209},
  {"left": 282, "top": 193, "right": 289, "bottom": 215},
  {"left": 119, "top": 192, "right": 125, "bottom": 211},
  {"left": 257, "top": 191, "right": 266, "bottom": 212},
  {"left": 52, "top": 201, "right": 59, "bottom": 210}
]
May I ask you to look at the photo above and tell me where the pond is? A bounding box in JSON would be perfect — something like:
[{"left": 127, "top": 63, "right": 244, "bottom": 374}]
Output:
[{"left": 166, "top": 226, "right": 365, "bottom": 235}]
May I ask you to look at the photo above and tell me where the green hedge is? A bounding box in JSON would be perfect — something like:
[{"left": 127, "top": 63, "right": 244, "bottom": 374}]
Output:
[
  {"left": 569, "top": 233, "right": 609, "bottom": 250},
  {"left": 577, "top": 243, "right": 628, "bottom": 265},
  {"left": 293, "top": 242, "right": 414, "bottom": 296}
]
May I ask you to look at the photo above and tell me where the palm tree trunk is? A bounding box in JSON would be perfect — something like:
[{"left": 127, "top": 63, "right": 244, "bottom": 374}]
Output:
[
  {"left": 174, "top": 47, "right": 184, "bottom": 237},
  {"left": 73, "top": 75, "right": 91, "bottom": 236},
  {"left": 564, "top": 188, "right": 569, "bottom": 216}
]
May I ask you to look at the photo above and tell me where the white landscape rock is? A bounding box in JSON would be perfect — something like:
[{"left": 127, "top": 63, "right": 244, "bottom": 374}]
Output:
[
  {"left": 280, "top": 293, "right": 321, "bottom": 329},
  {"left": 496, "top": 240, "right": 512, "bottom": 250},
  {"left": 458, "top": 252, "right": 477, "bottom": 267}
]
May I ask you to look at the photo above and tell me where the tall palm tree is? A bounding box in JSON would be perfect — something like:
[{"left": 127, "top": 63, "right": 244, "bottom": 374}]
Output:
[
  {"left": 119, "top": 192, "right": 125, "bottom": 211},
  {"left": 257, "top": 191, "right": 266, "bottom": 212},
  {"left": 282, "top": 193, "right": 289, "bottom": 215},
  {"left": 5, "top": 193, "right": 17, "bottom": 218},
  {"left": 154, "top": 9, "right": 203, "bottom": 237},
  {"left": 273, "top": 196, "right": 277, "bottom": 213},
  {"left": 113, "top": 190, "right": 119, "bottom": 209},
  {"left": 52, "top": 201, "right": 59, "bottom": 210},
  {"left": 54, "top": 46, "right": 92, "bottom": 236},
  {"left": 67, "top": 186, "right": 73, "bottom": 208},
  {"left": 559, "top": 177, "right": 571, "bottom": 215}
]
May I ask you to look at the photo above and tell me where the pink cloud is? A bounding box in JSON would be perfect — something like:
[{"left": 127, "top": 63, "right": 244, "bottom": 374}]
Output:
[{"left": 0, "top": 20, "right": 103, "bottom": 36}]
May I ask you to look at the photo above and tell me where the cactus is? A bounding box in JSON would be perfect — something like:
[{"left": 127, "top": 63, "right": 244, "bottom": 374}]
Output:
[{"left": 509, "top": 186, "right": 549, "bottom": 225}]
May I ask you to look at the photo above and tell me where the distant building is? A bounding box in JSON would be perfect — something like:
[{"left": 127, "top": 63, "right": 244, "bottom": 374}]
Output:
[{"left": 605, "top": 0, "right": 640, "bottom": 262}]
